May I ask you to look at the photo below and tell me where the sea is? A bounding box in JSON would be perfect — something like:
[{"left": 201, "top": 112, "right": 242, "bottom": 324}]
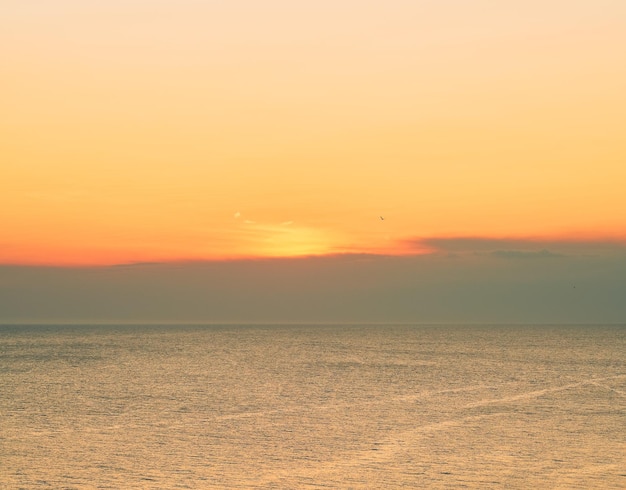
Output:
[{"left": 1, "top": 324, "right": 624, "bottom": 489}]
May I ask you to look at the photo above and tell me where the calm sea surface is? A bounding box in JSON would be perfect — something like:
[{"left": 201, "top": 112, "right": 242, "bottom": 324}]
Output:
[{"left": 1, "top": 324, "right": 624, "bottom": 489}]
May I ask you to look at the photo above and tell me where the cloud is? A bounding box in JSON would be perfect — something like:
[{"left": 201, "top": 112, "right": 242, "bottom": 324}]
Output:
[
  {"left": 405, "top": 236, "right": 626, "bottom": 258},
  {"left": 281, "top": 221, "right": 294, "bottom": 226}
]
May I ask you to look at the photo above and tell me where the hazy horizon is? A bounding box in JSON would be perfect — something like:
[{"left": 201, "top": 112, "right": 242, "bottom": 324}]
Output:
[{"left": 3, "top": 241, "right": 625, "bottom": 324}]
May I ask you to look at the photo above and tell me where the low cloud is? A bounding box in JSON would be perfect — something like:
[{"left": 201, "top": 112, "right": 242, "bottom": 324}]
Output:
[{"left": 405, "top": 236, "right": 626, "bottom": 258}]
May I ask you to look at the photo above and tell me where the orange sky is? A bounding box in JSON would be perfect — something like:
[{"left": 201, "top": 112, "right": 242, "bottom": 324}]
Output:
[{"left": 2, "top": 1, "right": 625, "bottom": 265}]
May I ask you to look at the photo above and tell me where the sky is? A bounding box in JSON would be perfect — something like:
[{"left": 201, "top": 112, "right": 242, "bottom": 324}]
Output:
[{"left": 2, "top": 1, "right": 625, "bottom": 323}]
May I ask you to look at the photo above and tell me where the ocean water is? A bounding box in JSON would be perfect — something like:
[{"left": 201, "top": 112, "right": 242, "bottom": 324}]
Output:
[{"left": 1, "top": 324, "right": 624, "bottom": 489}]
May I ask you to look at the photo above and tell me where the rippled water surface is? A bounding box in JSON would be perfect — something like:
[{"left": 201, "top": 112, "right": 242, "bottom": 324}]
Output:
[{"left": 1, "top": 324, "right": 625, "bottom": 488}]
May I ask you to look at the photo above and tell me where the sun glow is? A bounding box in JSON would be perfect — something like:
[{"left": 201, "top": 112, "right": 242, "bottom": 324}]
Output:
[{"left": 244, "top": 224, "right": 340, "bottom": 258}]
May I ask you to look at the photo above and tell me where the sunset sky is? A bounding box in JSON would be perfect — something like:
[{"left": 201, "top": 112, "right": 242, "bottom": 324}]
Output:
[{"left": 2, "top": 1, "right": 625, "bottom": 322}]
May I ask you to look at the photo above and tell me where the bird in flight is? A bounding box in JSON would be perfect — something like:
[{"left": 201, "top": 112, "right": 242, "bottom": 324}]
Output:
[{"left": 379, "top": 216, "right": 385, "bottom": 220}]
